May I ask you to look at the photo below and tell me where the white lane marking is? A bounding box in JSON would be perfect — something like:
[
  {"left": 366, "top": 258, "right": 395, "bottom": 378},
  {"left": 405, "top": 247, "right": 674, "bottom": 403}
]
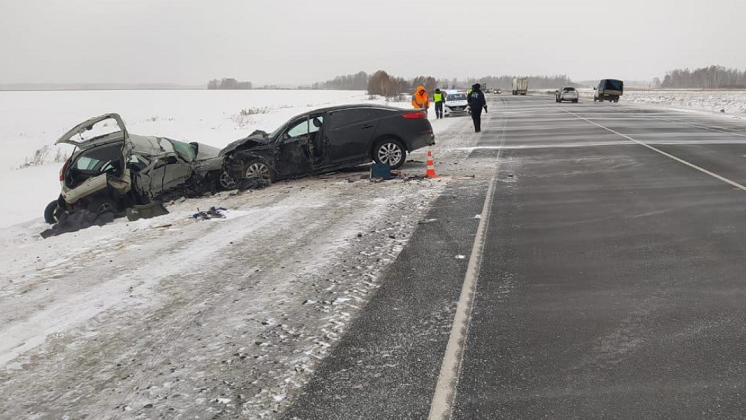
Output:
[
  {"left": 561, "top": 109, "right": 746, "bottom": 193},
  {"left": 428, "top": 98, "right": 507, "bottom": 420}
]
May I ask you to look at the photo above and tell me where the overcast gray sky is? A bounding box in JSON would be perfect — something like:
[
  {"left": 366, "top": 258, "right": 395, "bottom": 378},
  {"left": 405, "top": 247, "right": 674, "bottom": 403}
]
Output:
[{"left": 1, "top": 0, "right": 745, "bottom": 86}]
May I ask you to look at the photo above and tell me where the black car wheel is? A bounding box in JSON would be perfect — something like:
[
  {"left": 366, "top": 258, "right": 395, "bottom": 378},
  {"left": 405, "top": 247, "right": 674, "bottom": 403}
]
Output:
[
  {"left": 87, "top": 197, "right": 117, "bottom": 215},
  {"left": 244, "top": 160, "right": 274, "bottom": 182},
  {"left": 374, "top": 139, "right": 406, "bottom": 169},
  {"left": 44, "top": 200, "right": 59, "bottom": 224},
  {"left": 218, "top": 171, "right": 237, "bottom": 190}
]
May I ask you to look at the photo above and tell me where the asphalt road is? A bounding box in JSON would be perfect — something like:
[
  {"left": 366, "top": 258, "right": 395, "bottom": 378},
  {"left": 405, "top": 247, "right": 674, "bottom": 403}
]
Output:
[{"left": 286, "top": 95, "right": 746, "bottom": 419}]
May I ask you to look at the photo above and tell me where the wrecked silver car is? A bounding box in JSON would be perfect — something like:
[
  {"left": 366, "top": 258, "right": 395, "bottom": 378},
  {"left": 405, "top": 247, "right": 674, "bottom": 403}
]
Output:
[{"left": 44, "top": 113, "right": 230, "bottom": 223}]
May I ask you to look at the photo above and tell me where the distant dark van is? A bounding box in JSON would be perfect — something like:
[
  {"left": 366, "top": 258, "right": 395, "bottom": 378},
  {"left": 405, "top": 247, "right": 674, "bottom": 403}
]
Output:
[{"left": 594, "top": 79, "right": 624, "bottom": 103}]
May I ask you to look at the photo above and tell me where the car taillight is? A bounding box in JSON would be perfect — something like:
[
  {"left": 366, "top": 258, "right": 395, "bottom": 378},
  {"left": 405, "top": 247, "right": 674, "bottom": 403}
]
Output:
[
  {"left": 421, "top": 128, "right": 433, "bottom": 134},
  {"left": 59, "top": 160, "right": 69, "bottom": 182},
  {"left": 402, "top": 111, "right": 426, "bottom": 119}
]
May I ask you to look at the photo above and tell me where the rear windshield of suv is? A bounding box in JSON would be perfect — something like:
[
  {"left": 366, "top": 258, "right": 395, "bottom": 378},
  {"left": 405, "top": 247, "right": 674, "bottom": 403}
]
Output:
[
  {"left": 563, "top": 87, "right": 576, "bottom": 92},
  {"left": 604, "top": 80, "right": 623, "bottom": 91},
  {"left": 73, "top": 143, "right": 122, "bottom": 174}
]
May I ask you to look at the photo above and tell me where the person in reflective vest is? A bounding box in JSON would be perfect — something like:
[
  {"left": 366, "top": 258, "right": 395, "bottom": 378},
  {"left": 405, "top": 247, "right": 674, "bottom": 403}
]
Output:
[
  {"left": 433, "top": 88, "right": 445, "bottom": 119},
  {"left": 411, "top": 85, "right": 430, "bottom": 114}
]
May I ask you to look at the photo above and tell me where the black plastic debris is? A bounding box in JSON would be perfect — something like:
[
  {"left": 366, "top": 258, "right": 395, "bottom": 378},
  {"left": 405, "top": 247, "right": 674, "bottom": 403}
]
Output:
[
  {"left": 40, "top": 210, "right": 115, "bottom": 238},
  {"left": 126, "top": 202, "right": 169, "bottom": 221},
  {"left": 193, "top": 207, "right": 227, "bottom": 221},
  {"left": 237, "top": 174, "right": 270, "bottom": 192},
  {"left": 370, "top": 163, "right": 394, "bottom": 180}
]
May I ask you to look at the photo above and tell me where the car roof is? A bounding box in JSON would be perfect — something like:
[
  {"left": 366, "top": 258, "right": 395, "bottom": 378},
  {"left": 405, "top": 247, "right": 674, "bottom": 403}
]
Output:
[{"left": 294, "top": 104, "right": 405, "bottom": 117}]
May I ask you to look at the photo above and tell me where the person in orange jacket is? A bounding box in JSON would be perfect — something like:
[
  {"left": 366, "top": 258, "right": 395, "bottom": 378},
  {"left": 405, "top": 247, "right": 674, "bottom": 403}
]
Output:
[{"left": 411, "top": 85, "right": 430, "bottom": 114}]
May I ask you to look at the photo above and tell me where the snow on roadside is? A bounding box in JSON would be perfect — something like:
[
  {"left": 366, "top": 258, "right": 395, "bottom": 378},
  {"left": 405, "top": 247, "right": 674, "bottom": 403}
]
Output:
[
  {"left": 620, "top": 90, "right": 746, "bottom": 118},
  {"left": 0, "top": 92, "right": 481, "bottom": 418}
]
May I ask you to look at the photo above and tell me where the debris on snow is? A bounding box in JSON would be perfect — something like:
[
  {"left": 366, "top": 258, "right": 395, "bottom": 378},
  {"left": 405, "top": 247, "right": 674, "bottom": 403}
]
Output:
[{"left": 192, "top": 207, "right": 228, "bottom": 220}]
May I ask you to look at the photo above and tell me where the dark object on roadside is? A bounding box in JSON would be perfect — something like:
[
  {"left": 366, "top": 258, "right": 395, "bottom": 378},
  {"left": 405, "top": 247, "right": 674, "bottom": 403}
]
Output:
[
  {"left": 44, "top": 200, "right": 62, "bottom": 224},
  {"left": 594, "top": 79, "right": 624, "bottom": 103},
  {"left": 220, "top": 104, "right": 436, "bottom": 185},
  {"left": 193, "top": 206, "right": 227, "bottom": 221},
  {"left": 370, "top": 163, "right": 394, "bottom": 180},
  {"left": 236, "top": 174, "right": 271, "bottom": 191},
  {"left": 126, "top": 202, "right": 169, "bottom": 221},
  {"left": 721, "top": 109, "right": 726, "bottom": 113},
  {"left": 46, "top": 113, "right": 231, "bottom": 226},
  {"left": 40, "top": 209, "right": 115, "bottom": 238},
  {"left": 467, "top": 84, "right": 487, "bottom": 133}
]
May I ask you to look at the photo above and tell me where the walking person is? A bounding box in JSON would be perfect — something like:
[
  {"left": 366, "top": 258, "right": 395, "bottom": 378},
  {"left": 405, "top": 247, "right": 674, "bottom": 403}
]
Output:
[
  {"left": 433, "top": 88, "right": 445, "bottom": 119},
  {"left": 411, "top": 85, "right": 430, "bottom": 115},
  {"left": 467, "top": 83, "right": 487, "bottom": 132}
]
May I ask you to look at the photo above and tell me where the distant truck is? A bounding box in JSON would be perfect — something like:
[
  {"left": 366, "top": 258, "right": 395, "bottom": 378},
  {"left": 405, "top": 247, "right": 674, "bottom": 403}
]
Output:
[
  {"left": 512, "top": 77, "right": 528, "bottom": 95},
  {"left": 594, "top": 79, "right": 624, "bottom": 103}
]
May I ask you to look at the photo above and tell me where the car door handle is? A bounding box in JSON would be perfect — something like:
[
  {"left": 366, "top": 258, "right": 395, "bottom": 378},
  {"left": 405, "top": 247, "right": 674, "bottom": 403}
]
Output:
[{"left": 361, "top": 124, "right": 374, "bottom": 129}]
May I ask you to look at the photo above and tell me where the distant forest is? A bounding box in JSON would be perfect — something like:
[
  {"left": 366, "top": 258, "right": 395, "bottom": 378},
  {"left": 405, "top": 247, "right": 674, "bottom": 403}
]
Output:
[
  {"left": 309, "top": 71, "right": 576, "bottom": 97},
  {"left": 661, "top": 65, "right": 746, "bottom": 89},
  {"left": 207, "top": 78, "right": 252, "bottom": 90}
]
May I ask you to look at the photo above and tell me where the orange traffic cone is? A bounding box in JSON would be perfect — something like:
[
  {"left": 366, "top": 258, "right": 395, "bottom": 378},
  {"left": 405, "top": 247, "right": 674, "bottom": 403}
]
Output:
[{"left": 426, "top": 150, "right": 439, "bottom": 178}]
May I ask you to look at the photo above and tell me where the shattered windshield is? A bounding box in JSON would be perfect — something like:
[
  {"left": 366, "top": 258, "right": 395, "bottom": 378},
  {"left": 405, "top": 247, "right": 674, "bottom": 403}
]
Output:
[
  {"left": 269, "top": 124, "right": 286, "bottom": 139},
  {"left": 167, "top": 139, "right": 197, "bottom": 162}
]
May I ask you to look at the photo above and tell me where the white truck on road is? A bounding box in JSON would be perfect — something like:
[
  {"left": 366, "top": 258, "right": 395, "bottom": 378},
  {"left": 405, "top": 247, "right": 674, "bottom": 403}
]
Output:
[{"left": 512, "top": 77, "right": 528, "bottom": 96}]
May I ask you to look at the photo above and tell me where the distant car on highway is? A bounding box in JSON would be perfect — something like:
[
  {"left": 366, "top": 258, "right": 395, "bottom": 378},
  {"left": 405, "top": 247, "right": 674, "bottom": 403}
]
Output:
[
  {"left": 220, "top": 104, "right": 435, "bottom": 182},
  {"left": 493, "top": 89, "right": 502, "bottom": 94},
  {"left": 555, "top": 87, "right": 579, "bottom": 103},
  {"left": 444, "top": 90, "right": 470, "bottom": 117},
  {"left": 594, "top": 79, "right": 624, "bottom": 102}
]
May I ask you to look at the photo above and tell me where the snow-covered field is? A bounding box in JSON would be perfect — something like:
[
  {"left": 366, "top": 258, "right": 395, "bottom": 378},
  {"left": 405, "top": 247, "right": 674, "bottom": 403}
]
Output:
[
  {"left": 0, "top": 89, "right": 457, "bottom": 229},
  {"left": 621, "top": 89, "right": 746, "bottom": 116},
  {"left": 0, "top": 89, "right": 476, "bottom": 418}
]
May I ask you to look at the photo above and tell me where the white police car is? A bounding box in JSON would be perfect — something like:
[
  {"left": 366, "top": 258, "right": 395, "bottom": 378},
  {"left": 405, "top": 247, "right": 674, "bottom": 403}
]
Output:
[{"left": 444, "top": 90, "right": 470, "bottom": 117}]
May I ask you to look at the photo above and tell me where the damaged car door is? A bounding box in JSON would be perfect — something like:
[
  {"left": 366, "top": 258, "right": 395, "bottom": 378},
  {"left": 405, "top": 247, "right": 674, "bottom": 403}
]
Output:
[
  {"left": 324, "top": 108, "right": 378, "bottom": 166},
  {"left": 134, "top": 138, "right": 194, "bottom": 200},
  {"left": 275, "top": 115, "right": 323, "bottom": 178}
]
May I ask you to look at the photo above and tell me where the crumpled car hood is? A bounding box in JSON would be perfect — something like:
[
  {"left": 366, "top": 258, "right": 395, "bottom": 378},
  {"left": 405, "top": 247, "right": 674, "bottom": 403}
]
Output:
[{"left": 220, "top": 130, "right": 273, "bottom": 156}]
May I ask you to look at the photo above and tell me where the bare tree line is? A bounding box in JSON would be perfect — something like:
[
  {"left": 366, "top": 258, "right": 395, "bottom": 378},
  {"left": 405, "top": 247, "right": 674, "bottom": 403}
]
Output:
[
  {"left": 207, "top": 78, "right": 252, "bottom": 90},
  {"left": 661, "top": 65, "right": 746, "bottom": 89}
]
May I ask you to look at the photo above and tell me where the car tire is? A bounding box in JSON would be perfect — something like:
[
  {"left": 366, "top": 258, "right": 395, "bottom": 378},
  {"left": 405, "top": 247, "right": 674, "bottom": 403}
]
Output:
[
  {"left": 573, "top": 99, "right": 578, "bottom": 103},
  {"left": 373, "top": 139, "right": 407, "bottom": 169},
  {"left": 87, "top": 197, "right": 118, "bottom": 215},
  {"left": 218, "top": 170, "right": 237, "bottom": 190},
  {"left": 44, "top": 200, "right": 59, "bottom": 224},
  {"left": 243, "top": 159, "right": 275, "bottom": 182}
]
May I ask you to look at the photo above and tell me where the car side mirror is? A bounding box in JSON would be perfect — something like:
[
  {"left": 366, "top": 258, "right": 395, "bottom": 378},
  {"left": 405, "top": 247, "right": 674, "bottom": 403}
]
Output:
[{"left": 593, "top": 87, "right": 597, "bottom": 90}]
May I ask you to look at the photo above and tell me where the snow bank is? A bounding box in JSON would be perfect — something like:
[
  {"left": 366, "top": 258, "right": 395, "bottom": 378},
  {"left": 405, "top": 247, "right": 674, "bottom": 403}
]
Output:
[{"left": 621, "top": 90, "right": 746, "bottom": 116}]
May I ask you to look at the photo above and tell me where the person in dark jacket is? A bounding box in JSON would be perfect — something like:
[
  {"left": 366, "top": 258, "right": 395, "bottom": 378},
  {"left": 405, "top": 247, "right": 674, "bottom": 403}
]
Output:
[{"left": 467, "top": 84, "right": 487, "bottom": 132}]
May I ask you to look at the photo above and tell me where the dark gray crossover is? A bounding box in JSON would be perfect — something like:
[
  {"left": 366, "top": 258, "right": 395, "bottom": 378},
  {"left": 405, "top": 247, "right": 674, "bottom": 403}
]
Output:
[{"left": 220, "top": 104, "right": 435, "bottom": 182}]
